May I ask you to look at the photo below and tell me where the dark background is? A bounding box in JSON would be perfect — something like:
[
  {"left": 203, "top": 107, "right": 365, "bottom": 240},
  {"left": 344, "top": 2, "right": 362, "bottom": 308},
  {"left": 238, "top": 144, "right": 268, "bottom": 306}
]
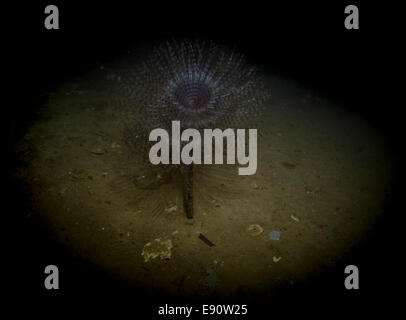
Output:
[{"left": 5, "top": 1, "right": 401, "bottom": 317}]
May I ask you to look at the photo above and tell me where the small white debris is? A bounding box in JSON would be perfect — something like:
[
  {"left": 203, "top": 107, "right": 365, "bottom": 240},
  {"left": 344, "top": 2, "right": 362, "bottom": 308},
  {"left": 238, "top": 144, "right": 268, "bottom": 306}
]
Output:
[
  {"left": 165, "top": 204, "right": 178, "bottom": 213},
  {"left": 273, "top": 256, "right": 282, "bottom": 263},
  {"left": 291, "top": 214, "right": 300, "bottom": 222}
]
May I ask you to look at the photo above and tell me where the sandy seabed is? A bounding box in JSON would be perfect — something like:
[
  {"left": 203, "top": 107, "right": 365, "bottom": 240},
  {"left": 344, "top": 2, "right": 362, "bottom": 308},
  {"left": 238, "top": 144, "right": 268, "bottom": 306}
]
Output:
[{"left": 14, "top": 65, "right": 391, "bottom": 300}]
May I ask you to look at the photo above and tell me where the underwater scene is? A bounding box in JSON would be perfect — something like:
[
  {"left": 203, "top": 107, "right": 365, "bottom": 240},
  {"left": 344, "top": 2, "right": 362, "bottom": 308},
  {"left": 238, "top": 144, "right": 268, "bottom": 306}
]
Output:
[{"left": 6, "top": 1, "right": 400, "bottom": 318}]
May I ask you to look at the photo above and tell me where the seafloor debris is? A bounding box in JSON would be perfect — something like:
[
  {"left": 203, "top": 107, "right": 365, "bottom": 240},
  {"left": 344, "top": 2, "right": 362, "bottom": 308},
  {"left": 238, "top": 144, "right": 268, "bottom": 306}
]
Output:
[
  {"left": 198, "top": 233, "right": 215, "bottom": 247},
  {"left": 269, "top": 230, "right": 281, "bottom": 240},
  {"left": 273, "top": 256, "right": 282, "bottom": 263},
  {"left": 290, "top": 214, "right": 300, "bottom": 222},
  {"left": 91, "top": 145, "right": 105, "bottom": 155},
  {"left": 141, "top": 238, "right": 173, "bottom": 262},
  {"left": 110, "top": 142, "right": 121, "bottom": 149},
  {"left": 165, "top": 204, "right": 178, "bottom": 213},
  {"left": 246, "top": 224, "right": 264, "bottom": 236}
]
